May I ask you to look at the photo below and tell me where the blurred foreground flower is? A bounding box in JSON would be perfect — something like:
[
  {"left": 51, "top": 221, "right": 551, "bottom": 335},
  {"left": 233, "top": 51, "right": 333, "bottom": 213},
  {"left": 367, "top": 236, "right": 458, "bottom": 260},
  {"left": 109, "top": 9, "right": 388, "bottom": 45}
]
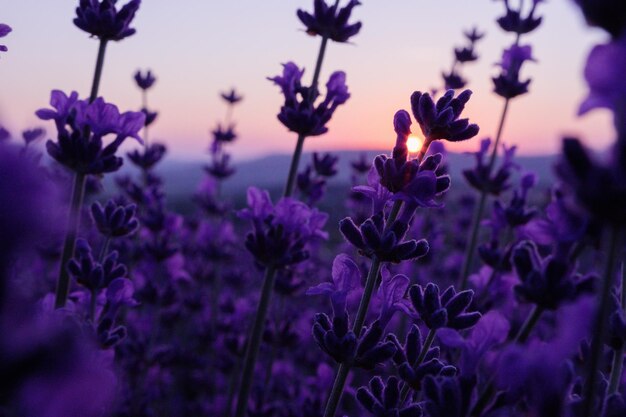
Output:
[{"left": 0, "top": 24, "right": 11, "bottom": 56}]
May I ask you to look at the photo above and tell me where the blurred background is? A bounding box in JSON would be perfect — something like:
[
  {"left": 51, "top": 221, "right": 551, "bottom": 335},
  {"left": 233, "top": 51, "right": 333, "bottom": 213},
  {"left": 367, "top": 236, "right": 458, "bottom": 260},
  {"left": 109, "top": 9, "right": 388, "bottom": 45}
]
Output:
[{"left": 0, "top": 0, "right": 614, "bottom": 162}]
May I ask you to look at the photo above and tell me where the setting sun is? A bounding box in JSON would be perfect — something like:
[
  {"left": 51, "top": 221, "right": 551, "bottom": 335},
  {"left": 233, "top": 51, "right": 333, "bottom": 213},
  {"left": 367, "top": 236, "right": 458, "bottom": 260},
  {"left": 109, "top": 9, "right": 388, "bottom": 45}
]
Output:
[{"left": 407, "top": 134, "right": 423, "bottom": 154}]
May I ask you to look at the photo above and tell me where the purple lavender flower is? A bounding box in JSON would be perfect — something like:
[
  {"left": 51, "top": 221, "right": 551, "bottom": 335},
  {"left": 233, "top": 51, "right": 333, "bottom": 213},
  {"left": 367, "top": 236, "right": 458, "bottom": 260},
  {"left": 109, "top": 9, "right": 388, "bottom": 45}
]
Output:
[
  {"left": 387, "top": 325, "right": 456, "bottom": 390},
  {"left": 297, "top": 0, "right": 362, "bottom": 43},
  {"left": 422, "top": 375, "right": 475, "bottom": 417},
  {"left": 205, "top": 152, "right": 236, "bottom": 179},
  {"left": 134, "top": 69, "right": 156, "bottom": 90},
  {"left": 463, "top": 138, "right": 518, "bottom": 195},
  {"left": 211, "top": 123, "right": 237, "bottom": 144},
  {"left": 411, "top": 89, "right": 480, "bottom": 142},
  {"left": 579, "top": 35, "right": 626, "bottom": 120},
  {"left": 74, "top": 0, "right": 141, "bottom": 41},
  {"left": 67, "top": 239, "right": 127, "bottom": 291},
  {"left": 351, "top": 152, "right": 372, "bottom": 174},
  {"left": 91, "top": 200, "right": 139, "bottom": 237},
  {"left": 409, "top": 283, "right": 481, "bottom": 330},
  {"left": 239, "top": 187, "right": 328, "bottom": 268},
  {"left": 493, "top": 44, "right": 536, "bottom": 99},
  {"left": 0, "top": 24, "right": 11, "bottom": 55},
  {"left": 37, "top": 90, "right": 145, "bottom": 174},
  {"left": 127, "top": 143, "right": 167, "bottom": 171},
  {"left": 141, "top": 108, "right": 158, "bottom": 127},
  {"left": 221, "top": 88, "right": 243, "bottom": 104},
  {"left": 573, "top": 0, "right": 626, "bottom": 38},
  {"left": 496, "top": 0, "right": 544, "bottom": 34},
  {"left": 356, "top": 376, "right": 422, "bottom": 417},
  {"left": 22, "top": 128, "right": 45, "bottom": 145},
  {"left": 512, "top": 240, "right": 595, "bottom": 309},
  {"left": 443, "top": 70, "right": 467, "bottom": 90},
  {"left": 464, "top": 26, "right": 485, "bottom": 43},
  {"left": 269, "top": 62, "right": 350, "bottom": 137},
  {"left": 339, "top": 212, "right": 429, "bottom": 263},
  {"left": 307, "top": 253, "right": 361, "bottom": 313},
  {"left": 455, "top": 46, "right": 478, "bottom": 63},
  {"left": 377, "top": 268, "right": 413, "bottom": 327},
  {"left": 312, "top": 152, "right": 339, "bottom": 177}
]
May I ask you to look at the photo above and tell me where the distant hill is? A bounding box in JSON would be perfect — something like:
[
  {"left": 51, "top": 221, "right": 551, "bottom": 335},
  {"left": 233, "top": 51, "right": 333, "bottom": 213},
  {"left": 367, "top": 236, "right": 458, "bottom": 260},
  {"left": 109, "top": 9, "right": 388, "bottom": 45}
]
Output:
[{"left": 105, "top": 149, "right": 560, "bottom": 200}]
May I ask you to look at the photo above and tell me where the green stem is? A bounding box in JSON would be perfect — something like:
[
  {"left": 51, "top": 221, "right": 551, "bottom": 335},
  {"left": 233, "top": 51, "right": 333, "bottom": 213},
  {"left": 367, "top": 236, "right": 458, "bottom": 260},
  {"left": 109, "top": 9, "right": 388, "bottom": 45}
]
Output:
[
  {"left": 582, "top": 227, "right": 621, "bottom": 416},
  {"left": 399, "top": 328, "right": 437, "bottom": 402},
  {"left": 54, "top": 173, "right": 87, "bottom": 308},
  {"left": 89, "top": 39, "right": 108, "bottom": 103},
  {"left": 234, "top": 267, "right": 277, "bottom": 417}
]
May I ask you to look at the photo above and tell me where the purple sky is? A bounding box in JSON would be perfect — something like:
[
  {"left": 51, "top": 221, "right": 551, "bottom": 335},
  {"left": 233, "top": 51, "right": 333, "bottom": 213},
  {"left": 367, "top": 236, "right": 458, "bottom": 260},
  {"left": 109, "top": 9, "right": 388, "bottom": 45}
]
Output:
[{"left": 0, "top": 0, "right": 616, "bottom": 161}]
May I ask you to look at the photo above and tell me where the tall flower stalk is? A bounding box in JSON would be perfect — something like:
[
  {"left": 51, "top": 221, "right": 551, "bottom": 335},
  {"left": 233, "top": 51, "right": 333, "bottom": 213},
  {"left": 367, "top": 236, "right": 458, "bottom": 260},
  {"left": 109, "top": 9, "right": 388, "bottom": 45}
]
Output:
[
  {"left": 459, "top": 0, "right": 542, "bottom": 289},
  {"left": 50, "top": 0, "right": 142, "bottom": 308},
  {"left": 232, "top": 2, "right": 360, "bottom": 415},
  {"left": 322, "top": 90, "right": 479, "bottom": 417}
]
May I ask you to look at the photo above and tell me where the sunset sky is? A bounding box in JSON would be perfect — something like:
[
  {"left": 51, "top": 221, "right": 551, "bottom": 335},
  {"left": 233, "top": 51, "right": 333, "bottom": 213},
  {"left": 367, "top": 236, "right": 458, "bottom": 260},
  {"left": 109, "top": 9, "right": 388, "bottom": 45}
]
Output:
[{"left": 0, "top": 0, "right": 616, "bottom": 161}]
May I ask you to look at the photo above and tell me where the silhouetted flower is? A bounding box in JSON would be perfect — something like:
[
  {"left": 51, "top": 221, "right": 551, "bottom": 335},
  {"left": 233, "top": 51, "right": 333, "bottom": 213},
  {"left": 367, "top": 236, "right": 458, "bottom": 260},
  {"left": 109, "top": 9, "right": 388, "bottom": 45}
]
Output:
[
  {"left": 0, "top": 24, "right": 11, "bottom": 55},
  {"left": 37, "top": 90, "right": 145, "bottom": 174},
  {"left": 221, "top": 88, "right": 243, "bottom": 104},
  {"left": 573, "top": 0, "right": 626, "bottom": 38},
  {"left": 493, "top": 44, "right": 535, "bottom": 99},
  {"left": 464, "top": 26, "right": 485, "bottom": 43},
  {"left": 443, "top": 70, "right": 467, "bottom": 90},
  {"left": 269, "top": 62, "right": 350, "bottom": 137},
  {"left": 74, "top": 0, "right": 141, "bottom": 41},
  {"left": 297, "top": 0, "right": 362, "bottom": 43},
  {"left": 140, "top": 107, "right": 158, "bottom": 126},
  {"left": 212, "top": 123, "right": 237, "bottom": 144},
  {"left": 91, "top": 200, "right": 139, "bottom": 237},
  {"left": 134, "top": 69, "right": 156, "bottom": 90},
  {"left": 496, "top": 0, "right": 543, "bottom": 34},
  {"left": 205, "top": 152, "right": 236, "bottom": 179},
  {"left": 455, "top": 46, "right": 478, "bottom": 63},
  {"left": 411, "top": 89, "right": 479, "bottom": 142},
  {"left": 409, "top": 283, "right": 481, "bottom": 330}
]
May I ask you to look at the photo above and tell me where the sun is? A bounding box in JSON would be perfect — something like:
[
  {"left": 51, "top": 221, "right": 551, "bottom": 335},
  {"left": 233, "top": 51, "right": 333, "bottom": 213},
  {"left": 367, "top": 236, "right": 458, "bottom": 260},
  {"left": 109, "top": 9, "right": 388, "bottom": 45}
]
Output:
[{"left": 407, "top": 134, "right": 423, "bottom": 154}]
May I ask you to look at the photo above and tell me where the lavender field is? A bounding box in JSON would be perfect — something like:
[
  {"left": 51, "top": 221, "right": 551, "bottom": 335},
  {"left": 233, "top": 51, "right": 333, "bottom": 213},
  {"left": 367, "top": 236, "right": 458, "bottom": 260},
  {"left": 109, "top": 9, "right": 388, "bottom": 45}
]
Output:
[{"left": 1, "top": 1, "right": 626, "bottom": 417}]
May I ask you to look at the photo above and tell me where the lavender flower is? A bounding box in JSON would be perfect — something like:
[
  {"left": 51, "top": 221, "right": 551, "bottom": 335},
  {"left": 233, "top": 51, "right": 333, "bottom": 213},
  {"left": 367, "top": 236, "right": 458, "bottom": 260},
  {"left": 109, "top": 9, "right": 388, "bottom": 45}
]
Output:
[
  {"left": 297, "top": 0, "right": 362, "bottom": 43},
  {"left": 221, "top": 88, "right": 243, "bottom": 104},
  {"left": 205, "top": 152, "right": 236, "bottom": 179},
  {"left": 409, "top": 283, "right": 481, "bottom": 330},
  {"left": 37, "top": 90, "right": 145, "bottom": 174},
  {"left": 377, "top": 268, "right": 413, "bottom": 327},
  {"left": 443, "top": 71, "right": 467, "bottom": 90},
  {"left": 464, "top": 26, "right": 485, "bottom": 43},
  {"left": 356, "top": 376, "right": 422, "bottom": 417},
  {"left": 91, "top": 200, "right": 139, "bottom": 237},
  {"left": 411, "top": 89, "right": 480, "bottom": 143},
  {"left": 212, "top": 123, "right": 237, "bottom": 144},
  {"left": 268, "top": 62, "right": 350, "bottom": 137},
  {"left": 496, "top": 0, "right": 544, "bottom": 34},
  {"left": 493, "top": 44, "right": 536, "bottom": 99},
  {"left": 127, "top": 143, "right": 167, "bottom": 171},
  {"left": 0, "top": 23, "right": 11, "bottom": 56},
  {"left": 313, "top": 152, "right": 339, "bottom": 177},
  {"left": 67, "top": 239, "right": 127, "bottom": 291},
  {"left": 512, "top": 240, "right": 595, "bottom": 309},
  {"left": 463, "top": 138, "right": 518, "bottom": 195},
  {"left": 74, "top": 0, "right": 141, "bottom": 41},
  {"left": 578, "top": 35, "right": 626, "bottom": 121},
  {"left": 238, "top": 187, "right": 328, "bottom": 268},
  {"left": 422, "top": 375, "right": 475, "bottom": 417},
  {"left": 134, "top": 69, "right": 156, "bottom": 90},
  {"left": 22, "top": 128, "right": 45, "bottom": 145}
]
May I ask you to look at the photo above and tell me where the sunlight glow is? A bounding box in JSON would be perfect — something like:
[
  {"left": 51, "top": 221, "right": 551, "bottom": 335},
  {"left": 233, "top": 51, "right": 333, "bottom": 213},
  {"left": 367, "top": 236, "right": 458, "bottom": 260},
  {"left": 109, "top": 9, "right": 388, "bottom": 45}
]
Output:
[{"left": 407, "top": 134, "right": 423, "bottom": 154}]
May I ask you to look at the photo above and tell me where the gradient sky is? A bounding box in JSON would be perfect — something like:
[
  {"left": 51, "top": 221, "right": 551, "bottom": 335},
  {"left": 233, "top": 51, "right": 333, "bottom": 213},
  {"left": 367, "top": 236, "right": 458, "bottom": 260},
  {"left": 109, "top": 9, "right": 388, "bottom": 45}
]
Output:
[{"left": 0, "top": 0, "right": 617, "bottom": 161}]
